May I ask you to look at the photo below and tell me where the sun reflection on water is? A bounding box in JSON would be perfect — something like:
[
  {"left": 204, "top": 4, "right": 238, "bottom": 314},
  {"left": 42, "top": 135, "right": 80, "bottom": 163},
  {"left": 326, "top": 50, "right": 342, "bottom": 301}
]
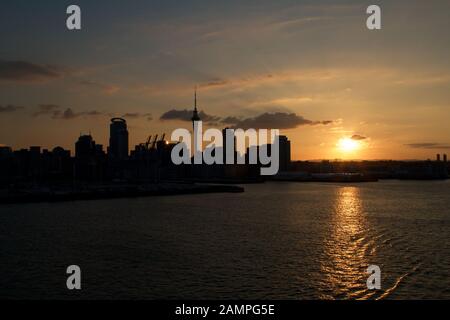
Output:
[{"left": 320, "top": 186, "right": 375, "bottom": 299}]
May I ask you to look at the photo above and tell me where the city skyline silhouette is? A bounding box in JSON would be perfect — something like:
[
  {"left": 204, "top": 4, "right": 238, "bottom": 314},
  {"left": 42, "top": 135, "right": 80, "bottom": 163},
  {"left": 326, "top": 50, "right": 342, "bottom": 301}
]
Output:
[{"left": 1, "top": 1, "right": 450, "bottom": 160}]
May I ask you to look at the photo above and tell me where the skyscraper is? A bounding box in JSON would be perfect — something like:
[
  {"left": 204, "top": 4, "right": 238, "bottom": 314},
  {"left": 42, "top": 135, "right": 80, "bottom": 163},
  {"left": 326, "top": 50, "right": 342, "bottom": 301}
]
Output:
[
  {"left": 74, "top": 134, "right": 106, "bottom": 181},
  {"left": 108, "top": 118, "right": 129, "bottom": 160},
  {"left": 75, "top": 134, "right": 96, "bottom": 158},
  {"left": 279, "top": 135, "right": 291, "bottom": 172}
]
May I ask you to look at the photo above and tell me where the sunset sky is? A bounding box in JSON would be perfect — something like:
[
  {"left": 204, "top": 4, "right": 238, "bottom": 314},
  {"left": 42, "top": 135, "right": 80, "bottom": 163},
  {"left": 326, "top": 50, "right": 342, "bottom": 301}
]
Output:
[{"left": 1, "top": 0, "right": 449, "bottom": 160}]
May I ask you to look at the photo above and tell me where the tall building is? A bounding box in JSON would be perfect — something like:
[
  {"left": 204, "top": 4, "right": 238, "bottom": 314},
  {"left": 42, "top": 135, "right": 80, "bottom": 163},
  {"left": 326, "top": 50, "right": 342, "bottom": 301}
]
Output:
[
  {"left": 75, "top": 134, "right": 106, "bottom": 181},
  {"left": 279, "top": 135, "right": 291, "bottom": 172},
  {"left": 108, "top": 118, "right": 129, "bottom": 160},
  {"left": 75, "top": 135, "right": 96, "bottom": 158},
  {"left": 222, "top": 127, "right": 236, "bottom": 164}
]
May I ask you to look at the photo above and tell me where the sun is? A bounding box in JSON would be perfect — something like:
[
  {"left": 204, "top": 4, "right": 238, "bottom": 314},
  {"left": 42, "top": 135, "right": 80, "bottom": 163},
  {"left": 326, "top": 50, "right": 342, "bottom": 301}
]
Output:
[{"left": 338, "top": 138, "right": 359, "bottom": 152}]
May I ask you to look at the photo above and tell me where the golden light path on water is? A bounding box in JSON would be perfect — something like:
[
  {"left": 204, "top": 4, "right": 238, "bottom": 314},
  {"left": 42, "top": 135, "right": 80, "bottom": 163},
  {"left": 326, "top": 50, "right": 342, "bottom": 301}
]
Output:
[{"left": 320, "top": 187, "right": 379, "bottom": 299}]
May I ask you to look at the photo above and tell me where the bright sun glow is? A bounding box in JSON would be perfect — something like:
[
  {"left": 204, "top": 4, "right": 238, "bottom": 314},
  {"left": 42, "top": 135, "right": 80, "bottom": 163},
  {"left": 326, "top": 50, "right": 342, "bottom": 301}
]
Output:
[{"left": 338, "top": 138, "right": 359, "bottom": 152}]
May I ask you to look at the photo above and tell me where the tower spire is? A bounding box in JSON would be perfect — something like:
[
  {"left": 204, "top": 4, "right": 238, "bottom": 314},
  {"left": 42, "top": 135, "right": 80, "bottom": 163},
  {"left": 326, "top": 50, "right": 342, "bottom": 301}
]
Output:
[
  {"left": 191, "top": 86, "right": 201, "bottom": 132},
  {"left": 191, "top": 86, "right": 200, "bottom": 127},
  {"left": 194, "top": 86, "right": 197, "bottom": 111}
]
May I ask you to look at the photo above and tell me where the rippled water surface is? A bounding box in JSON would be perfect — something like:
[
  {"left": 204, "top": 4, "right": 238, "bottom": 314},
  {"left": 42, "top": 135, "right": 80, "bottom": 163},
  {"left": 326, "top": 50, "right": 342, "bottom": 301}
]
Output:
[{"left": 1, "top": 180, "right": 449, "bottom": 299}]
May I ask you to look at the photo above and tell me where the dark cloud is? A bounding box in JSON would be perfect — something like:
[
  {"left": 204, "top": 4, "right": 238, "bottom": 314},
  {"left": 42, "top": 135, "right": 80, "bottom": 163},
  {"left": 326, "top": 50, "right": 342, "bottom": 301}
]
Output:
[
  {"left": 31, "top": 104, "right": 152, "bottom": 121},
  {"left": 32, "top": 104, "right": 103, "bottom": 120},
  {"left": 220, "top": 116, "right": 241, "bottom": 124},
  {"left": 0, "top": 59, "right": 63, "bottom": 82},
  {"left": 122, "top": 112, "right": 153, "bottom": 121},
  {"left": 405, "top": 143, "right": 450, "bottom": 150},
  {"left": 351, "top": 134, "right": 367, "bottom": 140},
  {"left": 198, "top": 111, "right": 221, "bottom": 122},
  {"left": 61, "top": 108, "right": 77, "bottom": 119},
  {"left": 57, "top": 108, "right": 105, "bottom": 120},
  {"left": 160, "top": 109, "right": 332, "bottom": 129},
  {"left": 160, "top": 109, "right": 192, "bottom": 121},
  {"left": 160, "top": 109, "right": 220, "bottom": 123},
  {"left": 122, "top": 112, "right": 140, "bottom": 118},
  {"left": 223, "top": 112, "right": 333, "bottom": 129},
  {"left": 0, "top": 104, "right": 24, "bottom": 113},
  {"left": 32, "top": 104, "right": 61, "bottom": 117},
  {"left": 84, "top": 110, "right": 103, "bottom": 116}
]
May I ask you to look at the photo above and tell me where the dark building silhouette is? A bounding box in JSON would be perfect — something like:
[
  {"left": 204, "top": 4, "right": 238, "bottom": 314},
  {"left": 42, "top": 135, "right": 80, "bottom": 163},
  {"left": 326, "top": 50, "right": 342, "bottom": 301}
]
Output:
[
  {"left": 0, "top": 146, "right": 13, "bottom": 186},
  {"left": 279, "top": 135, "right": 291, "bottom": 172},
  {"left": 0, "top": 146, "right": 12, "bottom": 156},
  {"left": 108, "top": 118, "right": 129, "bottom": 160},
  {"left": 0, "top": 145, "right": 73, "bottom": 185},
  {"left": 28, "top": 146, "right": 42, "bottom": 179},
  {"left": 129, "top": 135, "right": 181, "bottom": 181},
  {"left": 75, "top": 135, "right": 96, "bottom": 158},
  {"left": 289, "top": 156, "right": 449, "bottom": 180},
  {"left": 222, "top": 128, "right": 237, "bottom": 164},
  {"left": 243, "top": 135, "right": 291, "bottom": 173},
  {"left": 48, "top": 146, "right": 72, "bottom": 181},
  {"left": 75, "top": 134, "right": 106, "bottom": 181}
]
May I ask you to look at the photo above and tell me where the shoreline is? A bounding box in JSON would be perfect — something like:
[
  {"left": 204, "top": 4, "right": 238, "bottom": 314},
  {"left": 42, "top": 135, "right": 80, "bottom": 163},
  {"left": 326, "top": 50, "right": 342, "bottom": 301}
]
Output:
[{"left": 0, "top": 183, "right": 244, "bottom": 205}]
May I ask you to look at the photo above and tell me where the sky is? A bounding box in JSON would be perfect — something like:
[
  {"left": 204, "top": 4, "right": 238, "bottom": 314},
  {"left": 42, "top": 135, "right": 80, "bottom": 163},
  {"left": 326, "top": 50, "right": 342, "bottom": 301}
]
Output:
[{"left": 0, "top": 0, "right": 449, "bottom": 160}]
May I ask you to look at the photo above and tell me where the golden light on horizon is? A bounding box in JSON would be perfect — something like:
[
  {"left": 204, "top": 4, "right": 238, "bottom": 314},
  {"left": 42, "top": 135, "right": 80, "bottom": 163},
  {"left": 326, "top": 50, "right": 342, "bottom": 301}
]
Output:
[{"left": 338, "top": 138, "right": 360, "bottom": 153}]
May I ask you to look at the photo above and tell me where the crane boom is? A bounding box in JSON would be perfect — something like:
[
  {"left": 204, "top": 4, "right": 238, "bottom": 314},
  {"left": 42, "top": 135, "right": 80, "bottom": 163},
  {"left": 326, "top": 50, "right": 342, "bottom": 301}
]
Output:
[
  {"left": 145, "top": 135, "right": 152, "bottom": 149},
  {"left": 152, "top": 134, "right": 158, "bottom": 149}
]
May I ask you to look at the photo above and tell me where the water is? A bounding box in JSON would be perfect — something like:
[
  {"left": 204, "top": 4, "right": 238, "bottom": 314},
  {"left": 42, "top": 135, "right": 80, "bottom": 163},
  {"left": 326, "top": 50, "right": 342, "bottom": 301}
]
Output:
[{"left": 1, "top": 180, "right": 449, "bottom": 299}]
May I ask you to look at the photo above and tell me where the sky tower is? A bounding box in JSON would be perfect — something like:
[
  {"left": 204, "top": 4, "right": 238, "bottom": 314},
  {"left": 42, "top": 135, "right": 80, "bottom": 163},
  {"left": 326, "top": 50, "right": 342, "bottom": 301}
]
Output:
[{"left": 191, "top": 87, "right": 200, "bottom": 131}]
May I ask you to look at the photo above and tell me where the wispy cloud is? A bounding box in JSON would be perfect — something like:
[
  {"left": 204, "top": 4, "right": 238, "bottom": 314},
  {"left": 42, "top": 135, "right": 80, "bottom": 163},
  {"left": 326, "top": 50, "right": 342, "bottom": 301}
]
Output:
[
  {"left": 0, "top": 59, "right": 65, "bottom": 83},
  {"left": 405, "top": 143, "right": 450, "bottom": 150},
  {"left": 0, "top": 104, "right": 24, "bottom": 113},
  {"left": 32, "top": 104, "right": 103, "bottom": 120},
  {"left": 32, "top": 104, "right": 61, "bottom": 117},
  {"left": 31, "top": 104, "right": 152, "bottom": 121},
  {"left": 351, "top": 134, "right": 367, "bottom": 141},
  {"left": 122, "top": 112, "right": 153, "bottom": 121}
]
